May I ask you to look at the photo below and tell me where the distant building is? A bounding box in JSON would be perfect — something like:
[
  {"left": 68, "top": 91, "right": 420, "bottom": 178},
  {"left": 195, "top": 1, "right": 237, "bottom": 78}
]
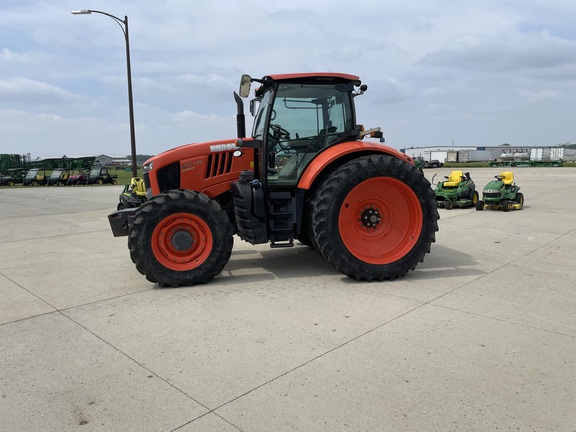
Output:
[
  {"left": 400, "top": 145, "right": 575, "bottom": 163},
  {"left": 94, "top": 154, "right": 130, "bottom": 166},
  {"left": 30, "top": 154, "right": 131, "bottom": 169}
]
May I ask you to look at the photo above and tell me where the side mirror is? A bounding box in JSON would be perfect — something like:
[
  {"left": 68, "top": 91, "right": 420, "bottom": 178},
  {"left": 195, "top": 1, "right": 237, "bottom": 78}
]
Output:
[{"left": 239, "top": 74, "right": 252, "bottom": 98}]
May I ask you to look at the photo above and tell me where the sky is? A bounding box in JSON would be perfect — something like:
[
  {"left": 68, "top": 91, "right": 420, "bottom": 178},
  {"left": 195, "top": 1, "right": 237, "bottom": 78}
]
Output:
[{"left": 1, "top": 0, "right": 576, "bottom": 160}]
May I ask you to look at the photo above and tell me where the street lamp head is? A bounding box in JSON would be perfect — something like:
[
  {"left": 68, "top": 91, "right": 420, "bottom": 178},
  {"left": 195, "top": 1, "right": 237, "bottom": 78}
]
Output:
[{"left": 71, "top": 10, "right": 91, "bottom": 15}]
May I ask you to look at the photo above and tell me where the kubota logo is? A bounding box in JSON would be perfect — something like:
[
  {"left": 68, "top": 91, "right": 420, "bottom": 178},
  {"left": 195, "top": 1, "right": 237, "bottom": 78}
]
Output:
[{"left": 210, "top": 143, "right": 238, "bottom": 152}]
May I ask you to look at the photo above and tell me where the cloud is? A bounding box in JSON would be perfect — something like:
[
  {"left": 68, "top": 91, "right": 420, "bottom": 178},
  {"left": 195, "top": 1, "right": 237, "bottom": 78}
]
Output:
[
  {"left": 0, "top": 48, "right": 46, "bottom": 64},
  {"left": 518, "top": 89, "right": 561, "bottom": 101},
  {"left": 417, "top": 30, "right": 576, "bottom": 74},
  {"left": 0, "top": 78, "right": 84, "bottom": 105}
]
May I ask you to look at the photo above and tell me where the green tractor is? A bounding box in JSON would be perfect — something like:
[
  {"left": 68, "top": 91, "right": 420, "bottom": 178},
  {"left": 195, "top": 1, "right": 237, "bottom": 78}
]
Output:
[
  {"left": 476, "top": 171, "right": 524, "bottom": 212},
  {"left": 433, "top": 170, "right": 479, "bottom": 210}
]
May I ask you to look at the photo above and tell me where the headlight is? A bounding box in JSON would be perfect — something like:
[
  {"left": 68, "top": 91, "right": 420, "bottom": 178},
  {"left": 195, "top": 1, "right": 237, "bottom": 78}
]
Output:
[
  {"left": 143, "top": 162, "right": 153, "bottom": 173},
  {"left": 484, "top": 189, "right": 499, "bottom": 194}
]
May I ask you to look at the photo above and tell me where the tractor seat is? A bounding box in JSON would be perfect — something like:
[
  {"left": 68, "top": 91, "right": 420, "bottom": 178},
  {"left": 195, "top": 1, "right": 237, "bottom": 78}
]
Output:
[
  {"left": 443, "top": 170, "right": 464, "bottom": 187},
  {"left": 499, "top": 171, "right": 514, "bottom": 186},
  {"left": 130, "top": 177, "right": 147, "bottom": 196}
]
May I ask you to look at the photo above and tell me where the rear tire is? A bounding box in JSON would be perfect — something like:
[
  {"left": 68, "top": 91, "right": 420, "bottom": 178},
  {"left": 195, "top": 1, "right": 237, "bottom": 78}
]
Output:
[
  {"left": 471, "top": 190, "right": 479, "bottom": 204},
  {"left": 128, "top": 189, "right": 234, "bottom": 287},
  {"left": 312, "top": 155, "right": 439, "bottom": 281},
  {"left": 298, "top": 168, "right": 335, "bottom": 250}
]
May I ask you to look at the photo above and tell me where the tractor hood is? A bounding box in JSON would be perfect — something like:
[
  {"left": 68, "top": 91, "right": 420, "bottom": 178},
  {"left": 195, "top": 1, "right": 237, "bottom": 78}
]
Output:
[
  {"left": 142, "top": 138, "right": 256, "bottom": 197},
  {"left": 143, "top": 138, "right": 239, "bottom": 171}
]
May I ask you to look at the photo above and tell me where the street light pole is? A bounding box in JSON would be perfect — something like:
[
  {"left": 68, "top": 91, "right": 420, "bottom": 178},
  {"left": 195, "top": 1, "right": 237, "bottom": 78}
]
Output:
[{"left": 71, "top": 9, "right": 138, "bottom": 178}]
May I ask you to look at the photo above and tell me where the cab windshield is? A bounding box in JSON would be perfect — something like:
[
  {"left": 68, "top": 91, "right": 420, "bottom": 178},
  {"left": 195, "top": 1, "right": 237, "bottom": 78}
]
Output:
[
  {"left": 257, "top": 81, "right": 354, "bottom": 185},
  {"left": 25, "top": 170, "right": 38, "bottom": 178}
]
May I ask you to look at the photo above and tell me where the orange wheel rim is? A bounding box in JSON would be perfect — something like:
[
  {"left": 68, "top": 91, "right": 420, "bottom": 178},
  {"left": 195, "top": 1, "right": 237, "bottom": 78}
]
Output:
[
  {"left": 152, "top": 212, "right": 213, "bottom": 271},
  {"left": 338, "top": 177, "right": 423, "bottom": 264}
]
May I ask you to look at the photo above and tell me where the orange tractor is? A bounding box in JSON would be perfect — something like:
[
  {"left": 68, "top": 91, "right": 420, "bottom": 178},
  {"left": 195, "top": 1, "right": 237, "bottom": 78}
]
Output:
[{"left": 109, "top": 73, "right": 439, "bottom": 287}]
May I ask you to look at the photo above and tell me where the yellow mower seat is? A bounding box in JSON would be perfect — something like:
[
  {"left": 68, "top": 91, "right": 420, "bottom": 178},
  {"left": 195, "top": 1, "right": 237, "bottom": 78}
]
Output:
[
  {"left": 130, "top": 177, "right": 147, "bottom": 196},
  {"left": 500, "top": 171, "right": 514, "bottom": 185},
  {"left": 443, "top": 170, "right": 464, "bottom": 187}
]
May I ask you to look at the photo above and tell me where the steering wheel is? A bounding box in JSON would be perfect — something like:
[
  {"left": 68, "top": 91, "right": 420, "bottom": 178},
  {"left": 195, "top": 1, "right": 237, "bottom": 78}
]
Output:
[{"left": 270, "top": 123, "right": 291, "bottom": 141}]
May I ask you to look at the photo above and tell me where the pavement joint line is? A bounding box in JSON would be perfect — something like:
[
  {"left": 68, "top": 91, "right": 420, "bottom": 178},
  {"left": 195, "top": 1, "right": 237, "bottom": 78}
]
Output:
[
  {"left": 169, "top": 411, "right": 245, "bottom": 432},
  {"left": 429, "top": 303, "right": 576, "bottom": 339},
  {"left": 408, "top": 226, "right": 576, "bottom": 337},
  {"left": 0, "top": 272, "right": 60, "bottom": 325},
  {"left": 426, "top": 224, "right": 576, "bottom": 306},
  {"left": 375, "top": 284, "right": 576, "bottom": 339},
  {"left": 207, "top": 299, "right": 430, "bottom": 414},
  {"left": 59, "top": 309, "right": 212, "bottom": 412},
  {"left": 0, "top": 272, "right": 152, "bottom": 327},
  {"left": 1, "top": 272, "right": 233, "bottom": 431},
  {"left": 0, "top": 228, "right": 112, "bottom": 245}
]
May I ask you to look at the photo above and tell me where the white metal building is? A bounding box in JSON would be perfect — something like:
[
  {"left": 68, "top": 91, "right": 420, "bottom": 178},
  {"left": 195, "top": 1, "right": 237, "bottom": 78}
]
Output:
[{"left": 400, "top": 146, "right": 575, "bottom": 163}]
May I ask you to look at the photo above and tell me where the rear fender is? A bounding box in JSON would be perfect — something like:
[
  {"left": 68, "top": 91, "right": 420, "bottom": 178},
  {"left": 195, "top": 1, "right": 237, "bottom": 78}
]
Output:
[{"left": 297, "top": 141, "right": 413, "bottom": 190}]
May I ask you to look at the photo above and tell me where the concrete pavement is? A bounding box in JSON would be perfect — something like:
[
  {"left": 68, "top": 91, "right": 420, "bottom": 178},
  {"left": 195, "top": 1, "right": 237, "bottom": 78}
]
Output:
[{"left": 1, "top": 168, "right": 575, "bottom": 431}]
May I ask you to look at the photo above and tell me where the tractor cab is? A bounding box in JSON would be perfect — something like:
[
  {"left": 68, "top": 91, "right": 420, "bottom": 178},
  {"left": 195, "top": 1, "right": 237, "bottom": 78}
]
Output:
[{"left": 235, "top": 73, "right": 381, "bottom": 188}]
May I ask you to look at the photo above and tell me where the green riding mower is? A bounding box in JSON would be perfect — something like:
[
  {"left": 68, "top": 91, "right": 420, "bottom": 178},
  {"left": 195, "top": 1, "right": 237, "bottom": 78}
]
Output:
[
  {"left": 433, "top": 170, "right": 479, "bottom": 209},
  {"left": 476, "top": 171, "right": 524, "bottom": 212},
  {"left": 117, "top": 177, "right": 147, "bottom": 210}
]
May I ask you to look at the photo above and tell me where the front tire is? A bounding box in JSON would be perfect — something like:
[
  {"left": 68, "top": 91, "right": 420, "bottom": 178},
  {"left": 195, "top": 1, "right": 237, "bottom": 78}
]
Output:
[
  {"left": 312, "top": 155, "right": 439, "bottom": 281},
  {"left": 471, "top": 190, "right": 479, "bottom": 204},
  {"left": 515, "top": 192, "right": 524, "bottom": 208},
  {"left": 128, "top": 189, "right": 234, "bottom": 287}
]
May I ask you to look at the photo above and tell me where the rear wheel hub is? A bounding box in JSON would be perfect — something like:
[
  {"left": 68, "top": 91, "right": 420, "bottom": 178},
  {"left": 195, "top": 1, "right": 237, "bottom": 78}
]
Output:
[{"left": 359, "top": 206, "right": 382, "bottom": 230}]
